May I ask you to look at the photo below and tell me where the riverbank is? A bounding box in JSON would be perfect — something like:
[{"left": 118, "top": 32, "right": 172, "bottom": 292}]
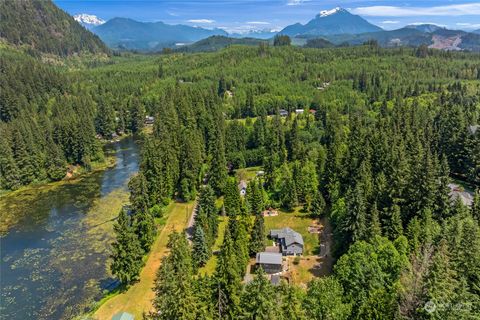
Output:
[
  {"left": 0, "top": 155, "right": 116, "bottom": 236},
  {"left": 0, "top": 133, "right": 136, "bottom": 199},
  {"left": 92, "top": 201, "right": 194, "bottom": 320}
]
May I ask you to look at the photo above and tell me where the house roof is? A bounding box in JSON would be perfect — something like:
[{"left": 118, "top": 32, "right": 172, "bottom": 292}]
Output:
[
  {"left": 112, "top": 312, "right": 135, "bottom": 320},
  {"left": 256, "top": 252, "right": 283, "bottom": 265},
  {"left": 270, "top": 227, "right": 304, "bottom": 246}
]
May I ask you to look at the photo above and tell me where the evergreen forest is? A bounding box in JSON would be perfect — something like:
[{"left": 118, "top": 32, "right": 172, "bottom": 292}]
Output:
[{"left": 1, "top": 40, "right": 480, "bottom": 319}]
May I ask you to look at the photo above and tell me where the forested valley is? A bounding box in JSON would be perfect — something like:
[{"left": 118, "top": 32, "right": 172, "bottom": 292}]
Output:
[{"left": 2, "top": 40, "right": 480, "bottom": 319}]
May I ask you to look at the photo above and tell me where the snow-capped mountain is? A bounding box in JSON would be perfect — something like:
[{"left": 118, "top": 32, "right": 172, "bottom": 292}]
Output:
[
  {"left": 279, "top": 7, "right": 382, "bottom": 37},
  {"left": 74, "top": 14, "right": 105, "bottom": 29}
]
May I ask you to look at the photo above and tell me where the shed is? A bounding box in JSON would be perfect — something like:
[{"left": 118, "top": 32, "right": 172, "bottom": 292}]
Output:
[
  {"left": 279, "top": 109, "right": 288, "bottom": 117},
  {"left": 256, "top": 252, "right": 283, "bottom": 274},
  {"left": 112, "top": 312, "right": 134, "bottom": 320}
]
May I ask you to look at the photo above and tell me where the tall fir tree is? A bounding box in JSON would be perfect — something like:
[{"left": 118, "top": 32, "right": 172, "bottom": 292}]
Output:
[
  {"left": 224, "top": 177, "right": 242, "bottom": 218},
  {"left": 133, "top": 208, "right": 156, "bottom": 253},
  {"left": 110, "top": 209, "right": 144, "bottom": 286},
  {"left": 249, "top": 214, "right": 266, "bottom": 256},
  {"left": 151, "top": 232, "right": 197, "bottom": 320},
  {"left": 192, "top": 225, "right": 210, "bottom": 268}
]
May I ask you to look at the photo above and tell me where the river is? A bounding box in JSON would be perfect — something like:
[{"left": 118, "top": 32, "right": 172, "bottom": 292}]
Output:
[{"left": 0, "top": 137, "right": 139, "bottom": 320}]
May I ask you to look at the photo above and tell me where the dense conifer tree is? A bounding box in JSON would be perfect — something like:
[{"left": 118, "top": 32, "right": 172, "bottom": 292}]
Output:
[
  {"left": 249, "top": 214, "right": 265, "bottom": 256},
  {"left": 192, "top": 225, "right": 210, "bottom": 268},
  {"left": 151, "top": 232, "right": 197, "bottom": 320},
  {"left": 240, "top": 268, "right": 278, "bottom": 319},
  {"left": 133, "top": 209, "right": 156, "bottom": 252},
  {"left": 110, "top": 209, "right": 144, "bottom": 285}
]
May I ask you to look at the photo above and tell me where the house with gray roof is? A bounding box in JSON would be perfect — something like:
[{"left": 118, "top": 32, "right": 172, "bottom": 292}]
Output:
[
  {"left": 256, "top": 252, "right": 283, "bottom": 274},
  {"left": 270, "top": 227, "right": 304, "bottom": 256}
]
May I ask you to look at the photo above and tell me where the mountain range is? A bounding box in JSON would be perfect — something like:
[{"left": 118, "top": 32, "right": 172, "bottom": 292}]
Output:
[
  {"left": 86, "top": 7, "right": 480, "bottom": 53},
  {"left": 92, "top": 17, "right": 228, "bottom": 51},
  {"left": 2, "top": 0, "right": 480, "bottom": 55},
  {"left": 320, "top": 25, "right": 480, "bottom": 52}
]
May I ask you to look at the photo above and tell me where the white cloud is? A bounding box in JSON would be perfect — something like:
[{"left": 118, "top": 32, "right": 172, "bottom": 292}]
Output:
[
  {"left": 188, "top": 19, "right": 215, "bottom": 24},
  {"left": 351, "top": 3, "right": 480, "bottom": 17},
  {"left": 247, "top": 21, "right": 270, "bottom": 25},
  {"left": 381, "top": 20, "right": 399, "bottom": 24},
  {"left": 287, "top": 0, "right": 310, "bottom": 6},
  {"left": 456, "top": 22, "right": 480, "bottom": 29}
]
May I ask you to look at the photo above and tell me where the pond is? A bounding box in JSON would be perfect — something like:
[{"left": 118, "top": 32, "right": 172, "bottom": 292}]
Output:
[{"left": 0, "top": 137, "right": 139, "bottom": 320}]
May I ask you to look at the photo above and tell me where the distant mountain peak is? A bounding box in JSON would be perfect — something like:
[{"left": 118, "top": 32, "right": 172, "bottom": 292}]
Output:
[
  {"left": 74, "top": 14, "right": 105, "bottom": 26},
  {"left": 280, "top": 7, "right": 381, "bottom": 37},
  {"left": 319, "top": 7, "right": 345, "bottom": 17},
  {"left": 405, "top": 23, "right": 444, "bottom": 33}
]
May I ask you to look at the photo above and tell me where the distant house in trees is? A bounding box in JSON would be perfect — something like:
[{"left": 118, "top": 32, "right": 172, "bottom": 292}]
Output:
[
  {"left": 295, "top": 109, "right": 304, "bottom": 115},
  {"left": 144, "top": 116, "right": 154, "bottom": 125},
  {"left": 448, "top": 183, "right": 474, "bottom": 207},
  {"left": 256, "top": 252, "right": 283, "bottom": 274},
  {"left": 270, "top": 227, "right": 304, "bottom": 256},
  {"left": 238, "top": 180, "right": 247, "bottom": 196},
  {"left": 279, "top": 109, "right": 288, "bottom": 117}
]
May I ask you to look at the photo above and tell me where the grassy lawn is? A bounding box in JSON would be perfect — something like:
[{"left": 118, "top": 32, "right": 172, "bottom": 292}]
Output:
[
  {"left": 235, "top": 166, "right": 262, "bottom": 182},
  {"left": 93, "top": 201, "right": 194, "bottom": 320},
  {"left": 287, "top": 255, "right": 322, "bottom": 285},
  {"left": 263, "top": 207, "right": 320, "bottom": 255},
  {"left": 198, "top": 216, "right": 228, "bottom": 276}
]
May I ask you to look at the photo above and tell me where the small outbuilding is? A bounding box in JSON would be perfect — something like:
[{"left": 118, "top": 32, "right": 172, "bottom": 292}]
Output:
[
  {"left": 256, "top": 252, "right": 283, "bottom": 274},
  {"left": 112, "top": 311, "right": 135, "bottom": 320},
  {"left": 145, "top": 116, "right": 155, "bottom": 125},
  {"left": 279, "top": 109, "right": 288, "bottom": 117},
  {"left": 262, "top": 208, "right": 279, "bottom": 217}
]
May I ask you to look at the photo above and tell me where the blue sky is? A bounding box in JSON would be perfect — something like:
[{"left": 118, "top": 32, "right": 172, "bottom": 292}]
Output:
[{"left": 55, "top": 0, "right": 480, "bottom": 33}]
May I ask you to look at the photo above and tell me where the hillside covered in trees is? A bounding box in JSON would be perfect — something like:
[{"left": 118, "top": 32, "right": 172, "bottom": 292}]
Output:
[{"left": 0, "top": 0, "right": 109, "bottom": 56}]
